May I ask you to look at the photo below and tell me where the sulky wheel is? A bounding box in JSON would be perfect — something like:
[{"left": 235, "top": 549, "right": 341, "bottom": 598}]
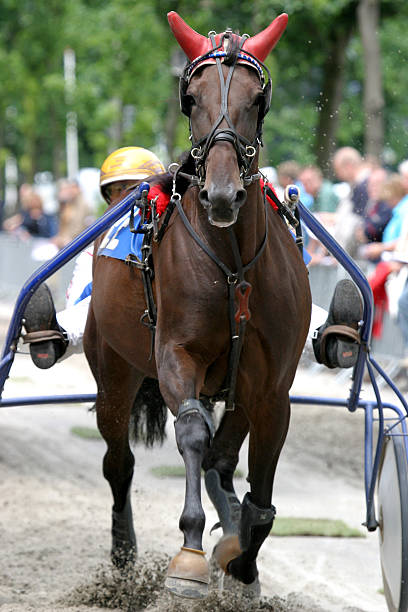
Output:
[{"left": 377, "top": 431, "right": 408, "bottom": 612}]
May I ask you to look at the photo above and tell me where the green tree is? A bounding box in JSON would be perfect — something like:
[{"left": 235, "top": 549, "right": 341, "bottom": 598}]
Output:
[{"left": 1, "top": 0, "right": 408, "bottom": 197}]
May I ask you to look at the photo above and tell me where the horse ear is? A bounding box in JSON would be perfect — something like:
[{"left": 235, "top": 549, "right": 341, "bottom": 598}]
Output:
[
  {"left": 168, "top": 11, "right": 210, "bottom": 61},
  {"left": 243, "top": 14, "right": 288, "bottom": 61}
]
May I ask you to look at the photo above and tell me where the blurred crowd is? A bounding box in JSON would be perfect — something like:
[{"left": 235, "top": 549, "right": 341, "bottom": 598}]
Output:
[
  {"left": 263, "top": 147, "right": 408, "bottom": 358},
  {"left": 3, "top": 147, "right": 408, "bottom": 357},
  {"left": 1, "top": 178, "right": 95, "bottom": 251}
]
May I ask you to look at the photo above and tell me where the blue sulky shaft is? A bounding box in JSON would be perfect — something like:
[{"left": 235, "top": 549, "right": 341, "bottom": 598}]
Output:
[{"left": 0, "top": 182, "right": 150, "bottom": 399}]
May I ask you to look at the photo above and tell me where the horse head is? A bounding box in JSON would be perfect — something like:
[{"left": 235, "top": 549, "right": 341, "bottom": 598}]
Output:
[{"left": 168, "top": 12, "right": 288, "bottom": 227}]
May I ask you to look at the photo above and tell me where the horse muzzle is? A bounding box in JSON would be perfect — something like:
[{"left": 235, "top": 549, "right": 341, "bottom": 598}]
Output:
[{"left": 199, "top": 184, "right": 247, "bottom": 228}]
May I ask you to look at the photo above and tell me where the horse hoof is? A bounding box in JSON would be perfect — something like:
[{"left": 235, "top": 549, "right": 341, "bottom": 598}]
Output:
[
  {"left": 220, "top": 571, "right": 261, "bottom": 599},
  {"left": 165, "top": 547, "right": 209, "bottom": 599},
  {"left": 165, "top": 576, "right": 209, "bottom": 599},
  {"left": 213, "top": 534, "right": 241, "bottom": 573}
]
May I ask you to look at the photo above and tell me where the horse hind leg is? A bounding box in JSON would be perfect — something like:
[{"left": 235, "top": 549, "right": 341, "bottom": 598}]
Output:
[
  {"left": 109, "top": 377, "right": 167, "bottom": 568},
  {"left": 94, "top": 354, "right": 144, "bottom": 569},
  {"left": 111, "top": 486, "right": 137, "bottom": 569},
  {"left": 98, "top": 397, "right": 138, "bottom": 570},
  {"left": 202, "top": 406, "right": 249, "bottom": 573},
  {"left": 83, "top": 308, "right": 140, "bottom": 568}
]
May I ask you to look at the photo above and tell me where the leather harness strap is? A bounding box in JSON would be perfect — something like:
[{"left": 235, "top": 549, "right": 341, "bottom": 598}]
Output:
[
  {"left": 174, "top": 191, "right": 269, "bottom": 411},
  {"left": 23, "top": 329, "right": 66, "bottom": 344}
]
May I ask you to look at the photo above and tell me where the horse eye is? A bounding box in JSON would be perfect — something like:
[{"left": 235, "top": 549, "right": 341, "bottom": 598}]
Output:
[
  {"left": 253, "top": 93, "right": 264, "bottom": 107},
  {"left": 185, "top": 95, "right": 196, "bottom": 110}
]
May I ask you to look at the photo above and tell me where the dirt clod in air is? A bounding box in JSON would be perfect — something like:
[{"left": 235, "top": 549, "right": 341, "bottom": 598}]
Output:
[{"left": 62, "top": 553, "right": 325, "bottom": 611}]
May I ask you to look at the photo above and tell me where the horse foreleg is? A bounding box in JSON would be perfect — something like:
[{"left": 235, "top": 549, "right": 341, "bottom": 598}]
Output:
[
  {"left": 100, "top": 420, "right": 137, "bottom": 569},
  {"left": 157, "top": 347, "right": 212, "bottom": 598},
  {"left": 227, "top": 394, "right": 290, "bottom": 587},
  {"left": 84, "top": 310, "right": 137, "bottom": 566}
]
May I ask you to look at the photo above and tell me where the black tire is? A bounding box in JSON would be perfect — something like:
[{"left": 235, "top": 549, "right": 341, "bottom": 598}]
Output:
[{"left": 377, "top": 432, "right": 408, "bottom": 612}]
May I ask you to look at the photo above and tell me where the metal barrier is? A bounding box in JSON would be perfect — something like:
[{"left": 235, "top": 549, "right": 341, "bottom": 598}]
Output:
[
  {"left": 0, "top": 233, "right": 75, "bottom": 311},
  {"left": 0, "top": 183, "right": 149, "bottom": 399},
  {"left": 308, "top": 261, "right": 405, "bottom": 360},
  {"left": 1, "top": 233, "right": 404, "bottom": 360}
]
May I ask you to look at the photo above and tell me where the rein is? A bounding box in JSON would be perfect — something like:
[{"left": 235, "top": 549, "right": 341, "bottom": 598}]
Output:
[
  {"left": 171, "top": 173, "right": 269, "bottom": 410},
  {"left": 175, "top": 42, "right": 273, "bottom": 408}
]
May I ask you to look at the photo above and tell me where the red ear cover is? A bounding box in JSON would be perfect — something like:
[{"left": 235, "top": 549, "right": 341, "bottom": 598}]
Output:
[
  {"left": 167, "top": 12, "right": 210, "bottom": 61},
  {"left": 167, "top": 11, "right": 288, "bottom": 62},
  {"left": 242, "top": 13, "right": 288, "bottom": 61}
]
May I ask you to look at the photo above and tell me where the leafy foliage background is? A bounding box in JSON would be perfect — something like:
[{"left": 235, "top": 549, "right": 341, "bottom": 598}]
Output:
[{"left": 0, "top": 0, "right": 407, "bottom": 184}]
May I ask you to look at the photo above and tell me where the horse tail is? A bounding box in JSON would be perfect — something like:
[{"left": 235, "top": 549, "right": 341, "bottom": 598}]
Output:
[{"left": 129, "top": 377, "right": 167, "bottom": 447}]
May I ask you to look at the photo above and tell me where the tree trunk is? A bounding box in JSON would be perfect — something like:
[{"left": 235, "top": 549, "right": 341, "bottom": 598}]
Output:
[
  {"left": 0, "top": 120, "right": 4, "bottom": 205},
  {"left": 165, "top": 48, "right": 186, "bottom": 161},
  {"left": 50, "top": 105, "right": 65, "bottom": 181},
  {"left": 357, "top": 0, "right": 384, "bottom": 159},
  {"left": 314, "top": 28, "right": 352, "bottom": 177},
  {"left": 164, "top": 78, "right": 180, "bottom": 162},
  {"left": 0, "top": 144, "right": 5, "bottom": 226},
  {"left": 107, "top": 97, "right": 123, "bottom": 152}
]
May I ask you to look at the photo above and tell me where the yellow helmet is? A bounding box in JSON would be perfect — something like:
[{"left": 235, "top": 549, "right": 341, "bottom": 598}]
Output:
[{"left": 100, "top": 146, "right": 165, "bottom": 201}]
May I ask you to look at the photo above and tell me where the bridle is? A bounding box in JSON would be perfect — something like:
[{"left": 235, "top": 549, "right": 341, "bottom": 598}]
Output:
[{"left": 179, "top": 31, "right": 272, "bottom": 187}]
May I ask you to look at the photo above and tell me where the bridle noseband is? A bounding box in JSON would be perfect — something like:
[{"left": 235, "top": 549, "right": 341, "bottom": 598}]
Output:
[{"left": 179, "top": 31, "right": 272, "bottom": 187}]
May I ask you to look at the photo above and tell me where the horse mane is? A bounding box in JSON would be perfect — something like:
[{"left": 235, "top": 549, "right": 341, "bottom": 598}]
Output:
[
  {"left": 146, "top": 150, "right": 197, "bottom": 198},
  {"left": 222, "top": 32, "right": 242, "bottom": 65}
]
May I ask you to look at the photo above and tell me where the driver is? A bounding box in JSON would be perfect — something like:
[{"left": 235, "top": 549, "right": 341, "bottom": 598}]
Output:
[
  {"left": 22, "top": 146, "right": 165, "bottom": 368},
  {"left": 22, "top": 146, "right": 362, "bottom": 371}
]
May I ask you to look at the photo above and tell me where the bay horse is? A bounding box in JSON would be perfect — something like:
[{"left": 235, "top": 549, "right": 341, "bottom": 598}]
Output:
[{"left": 83, "top": 11, "right": 311, "bottom": 599}]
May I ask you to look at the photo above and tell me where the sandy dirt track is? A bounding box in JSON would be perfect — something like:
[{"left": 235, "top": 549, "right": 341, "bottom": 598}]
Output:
[{"left": 0, "top": 310, "right": 391, "bottom": 611}]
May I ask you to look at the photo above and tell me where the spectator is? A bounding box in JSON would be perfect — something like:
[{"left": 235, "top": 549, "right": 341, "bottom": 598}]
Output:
[
  {"left": 362, "top": 174, "right": 408, "bottom": 262},
  {"left": 396, "top": 241, "right": 408, "bottom": 366},
  {"left": 276, "top": 160, "right": 314, "bottom": 209},
  {"left": 331, "top": 147, "right": 371, "bottom": 258},
  {"left": 296, "top": 165, "right": 338, "bottom": 265},
  {"left": 398, "top": 159, "right": 408, "bottom": 193},
  {"left": 372, "top": 164, "right": 408, "bottom": 350},
  {"left": 2, "top": 186, "right": 58, "bottom": 239},
  {"left": 357, "top": 166, "right": 391, "bottom": 247},
  {"left": 52, "top": 179, "right": 94, "bottom": 249},
  {"left": 332, "top": 147, "right": 370, "bottom": 216},
  {"left": 299, "top": 165, "right": 339, "bottom": 214},
  {"left": 365, "top": 174, "right": 408, "bottom": 337}
]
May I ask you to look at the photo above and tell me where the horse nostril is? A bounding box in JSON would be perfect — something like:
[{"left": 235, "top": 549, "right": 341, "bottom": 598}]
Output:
[
  {"left": 199, "top": 189, "right": 211, "bottom": 208},
  {"left": 234, "top": 188, "right": 247, "bottom": 208}
]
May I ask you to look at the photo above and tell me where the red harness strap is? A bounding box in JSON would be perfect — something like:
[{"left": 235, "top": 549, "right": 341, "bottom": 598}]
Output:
[
  {"left": 147, "top": 185, "right": 171, "bottom": 217},
  {"left": 259, "top": 178, "right": 278, "bottom": 210}
]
